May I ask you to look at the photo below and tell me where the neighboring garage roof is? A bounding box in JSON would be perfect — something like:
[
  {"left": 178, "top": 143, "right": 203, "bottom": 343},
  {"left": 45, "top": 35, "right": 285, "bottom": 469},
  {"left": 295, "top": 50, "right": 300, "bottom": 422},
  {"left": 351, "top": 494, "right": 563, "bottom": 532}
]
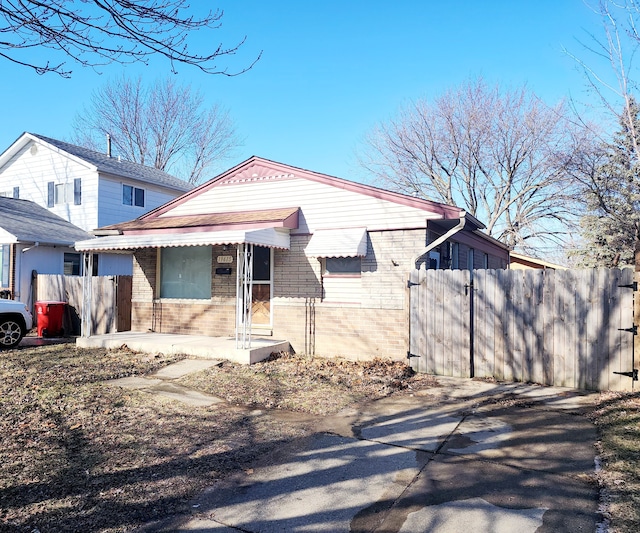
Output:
[{"left": 0, "top": 197, "right": 93, "bottom": 246}]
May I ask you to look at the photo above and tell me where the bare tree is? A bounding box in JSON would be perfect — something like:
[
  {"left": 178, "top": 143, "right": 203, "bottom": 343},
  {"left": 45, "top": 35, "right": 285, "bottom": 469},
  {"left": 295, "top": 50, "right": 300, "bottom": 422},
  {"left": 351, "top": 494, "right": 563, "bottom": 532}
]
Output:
[
  {"left": 359, "top": 78, "right": 586, "bottom": 252},
  {"left": 72, "top": 75, "right": 239, "bottom": 184},
  {"left": 0, "top": 1, "right": 260, "bottom": 77}
]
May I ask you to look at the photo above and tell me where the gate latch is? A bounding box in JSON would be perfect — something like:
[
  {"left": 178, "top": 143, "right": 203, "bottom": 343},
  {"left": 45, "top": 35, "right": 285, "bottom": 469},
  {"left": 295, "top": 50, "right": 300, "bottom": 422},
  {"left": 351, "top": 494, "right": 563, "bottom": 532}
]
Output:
[
  {"left": 613, "top": 369, "right": 639, "bottom": 381},
  {"left": 618, "top": 325, "right": 638, "bottom": 335},
  {"left": 407, "top": 351, "right": 420, "bottom": 359}
]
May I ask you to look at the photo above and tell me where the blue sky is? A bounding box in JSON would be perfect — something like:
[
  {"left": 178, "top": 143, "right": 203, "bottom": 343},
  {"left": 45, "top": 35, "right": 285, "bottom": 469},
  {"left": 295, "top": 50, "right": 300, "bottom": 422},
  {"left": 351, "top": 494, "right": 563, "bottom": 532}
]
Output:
[{"left": 0, "top": 1, "right": 611, "bottom": 182}]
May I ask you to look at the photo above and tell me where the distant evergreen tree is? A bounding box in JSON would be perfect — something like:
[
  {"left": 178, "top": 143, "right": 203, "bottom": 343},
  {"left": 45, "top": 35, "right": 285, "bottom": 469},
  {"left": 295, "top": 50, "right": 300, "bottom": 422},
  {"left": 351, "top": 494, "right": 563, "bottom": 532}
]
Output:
[{"left": 576, "top": 98, "right": 640, "bottom": 267}]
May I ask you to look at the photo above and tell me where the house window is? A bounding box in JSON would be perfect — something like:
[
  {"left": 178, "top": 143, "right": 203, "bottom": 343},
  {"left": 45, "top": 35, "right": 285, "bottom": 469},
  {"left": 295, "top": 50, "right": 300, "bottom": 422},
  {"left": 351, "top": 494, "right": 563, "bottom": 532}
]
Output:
[
  {"left": 160, "top": 246, "right": 212, "bottom": 299},
  {"left": 451, "top": 242, "right": 459, "bottom": 269},
  {"left": 64, "top": 253, "right": 97, "bottom": 275},
  {"left": 64, "top": 253, "right": 81, "bottom": 275},
  {"left": 324, "top": 257, "right": 361, "bottom": 275},
  {"left": 123, "top": 184, "right": 145, "bottom": 207},
  {"left": 468, "top": 248, "right": 475, "bottom": 271},
  {"left": 322, "top": 256, "right": 362, "bottom": 303},
  {"left": 48, "top": 179, "right": 81, "bottom": 205},
  {"left": 483, "top": 253, "right": 489, "bottom": 269},
  {"left": 55, "top": 183, "right": 73, "bottom": 204},
  {"left": 0, "top": 245, "right": 9, "bottom": 287}
]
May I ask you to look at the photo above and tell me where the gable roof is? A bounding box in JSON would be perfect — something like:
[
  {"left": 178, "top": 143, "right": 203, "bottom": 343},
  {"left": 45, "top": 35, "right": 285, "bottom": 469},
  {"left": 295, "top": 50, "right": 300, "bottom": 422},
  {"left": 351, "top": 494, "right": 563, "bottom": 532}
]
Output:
[
  {"left": 140, "top": 155, "right": 481, "bottom": 226},
  {"left": 0, "top": 132, "right": 193, "bottom": 192},
  {"left": 0, "top": 197, "right": 93, "bottom": 246}
]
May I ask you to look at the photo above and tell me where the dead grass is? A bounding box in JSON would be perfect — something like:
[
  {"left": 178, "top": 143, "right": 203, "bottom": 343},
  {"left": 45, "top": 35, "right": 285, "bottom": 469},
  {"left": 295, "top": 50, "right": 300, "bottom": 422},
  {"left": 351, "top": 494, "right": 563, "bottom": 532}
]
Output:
[
  {"left": 589, "top": 391, "right": 640, "bottom": 533},
  {"left": 5, "top": 343, "right": 637, "bottom": 533},
  {"left": 0, "top": 345, "right": 433, "bottom": 532},
  {"left": 178, "top": 351, "right": 437, "bottom": 415}
]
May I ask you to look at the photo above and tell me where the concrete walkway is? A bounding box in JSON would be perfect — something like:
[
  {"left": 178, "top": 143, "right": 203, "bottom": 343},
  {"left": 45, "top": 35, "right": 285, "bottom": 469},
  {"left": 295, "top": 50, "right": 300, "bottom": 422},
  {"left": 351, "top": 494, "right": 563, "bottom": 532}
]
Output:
[{"left": 125, "top": 362, "right": 602, "bottom": 533}]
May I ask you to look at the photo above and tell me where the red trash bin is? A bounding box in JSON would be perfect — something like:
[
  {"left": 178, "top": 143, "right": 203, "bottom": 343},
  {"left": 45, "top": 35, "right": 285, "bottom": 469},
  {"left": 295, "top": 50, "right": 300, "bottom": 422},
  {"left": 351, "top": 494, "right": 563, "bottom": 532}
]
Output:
[{"left": 36, "top": 301, "right": 67, "bottom": 337}]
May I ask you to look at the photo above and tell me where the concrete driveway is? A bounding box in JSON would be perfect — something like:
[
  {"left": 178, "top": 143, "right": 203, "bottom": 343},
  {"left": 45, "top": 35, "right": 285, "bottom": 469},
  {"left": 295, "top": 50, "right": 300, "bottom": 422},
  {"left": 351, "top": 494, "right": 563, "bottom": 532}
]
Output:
[{"left": 142, "top": 377, "right": 601, "bottom": 533}]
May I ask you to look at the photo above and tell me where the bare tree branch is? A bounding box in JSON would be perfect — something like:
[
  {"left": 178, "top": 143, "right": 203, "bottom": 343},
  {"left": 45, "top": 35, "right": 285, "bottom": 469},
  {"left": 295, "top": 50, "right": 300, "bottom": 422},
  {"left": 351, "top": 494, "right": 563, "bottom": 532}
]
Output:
[
  {"left": 71, "top": 75, "right": 240, "bottom": 184},
  {"left": 358, "top": 78, "right": 585, "bottom": 252},
  {"left": 0, "top": 0, "right": 260, "bottom": 77}
]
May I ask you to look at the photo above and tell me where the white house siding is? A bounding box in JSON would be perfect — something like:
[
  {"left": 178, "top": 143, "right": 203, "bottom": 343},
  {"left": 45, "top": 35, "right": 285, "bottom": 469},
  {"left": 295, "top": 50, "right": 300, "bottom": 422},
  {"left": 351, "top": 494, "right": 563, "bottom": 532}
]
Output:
[
  {"left": 98, "top": 253, "right": 133, "bottom": 276},
  {"left": 97, "top": 175, "right": 190, "bottom": 228},
  {"left": 162, "top": 176, "right": 444, "bottom": 233},
  {"left": 0, "top": 140, "right": 99, "bottom": 232},
  {"left": 14, "top": 243, "right": 75, "bottom": 307}
]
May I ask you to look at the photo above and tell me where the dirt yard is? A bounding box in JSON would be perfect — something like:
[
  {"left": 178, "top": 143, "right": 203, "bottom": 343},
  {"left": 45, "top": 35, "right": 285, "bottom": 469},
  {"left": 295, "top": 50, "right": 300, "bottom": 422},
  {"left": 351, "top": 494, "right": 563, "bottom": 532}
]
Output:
[
  {"left": 1, "top": 343, "right": 639, "bottom": 532},
  {"left": 0, "top": 344, "right": 433, "bottom": 532}
]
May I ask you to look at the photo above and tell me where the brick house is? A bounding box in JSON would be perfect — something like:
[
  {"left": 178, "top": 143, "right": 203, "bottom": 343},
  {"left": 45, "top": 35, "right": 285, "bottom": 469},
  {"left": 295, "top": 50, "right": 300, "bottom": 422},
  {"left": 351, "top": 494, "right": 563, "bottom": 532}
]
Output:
[{"left": 75, "top": 156, "right": 508, "bottom": 361}]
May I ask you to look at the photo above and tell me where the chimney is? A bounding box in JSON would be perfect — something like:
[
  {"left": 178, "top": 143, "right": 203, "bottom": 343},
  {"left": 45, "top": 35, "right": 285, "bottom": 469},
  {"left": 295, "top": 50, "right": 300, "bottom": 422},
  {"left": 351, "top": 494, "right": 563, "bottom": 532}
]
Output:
[{"left": 106, "top": 134, "right": 112, "bottom": 157}]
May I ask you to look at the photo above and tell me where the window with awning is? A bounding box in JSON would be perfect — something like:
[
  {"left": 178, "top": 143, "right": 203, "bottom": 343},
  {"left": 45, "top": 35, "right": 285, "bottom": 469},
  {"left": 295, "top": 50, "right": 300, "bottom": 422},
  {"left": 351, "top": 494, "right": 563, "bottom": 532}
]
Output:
[
  {"left": 304, "top": 228, "right": 368, "bottom": 304},
  {"left": 304, "top": 227, "right": 368, "bottom": 258}
]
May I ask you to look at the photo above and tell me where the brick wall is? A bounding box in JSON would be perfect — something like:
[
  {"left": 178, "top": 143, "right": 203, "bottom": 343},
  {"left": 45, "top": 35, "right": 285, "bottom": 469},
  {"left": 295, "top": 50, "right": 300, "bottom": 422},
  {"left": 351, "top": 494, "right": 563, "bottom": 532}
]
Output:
[{"left": 129, "top": 230, "right": 422, "bottom": 361}]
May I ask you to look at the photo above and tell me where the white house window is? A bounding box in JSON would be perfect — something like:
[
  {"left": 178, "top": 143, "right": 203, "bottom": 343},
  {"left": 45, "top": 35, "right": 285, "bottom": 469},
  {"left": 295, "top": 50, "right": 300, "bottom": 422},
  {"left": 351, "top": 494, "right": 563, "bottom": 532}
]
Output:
[
  {"left": 55, "top": 183, "right": 73, "bottom": 204},
  {"left": 324, "top": 257, "right": 361, "bottom": 275},
  {"left": 0, "top": 245, "right": 9, "bottom": 287},
  {"left": 123, "top": 184, "right": 145, "bottom": 207},
  {"left": 0, "top": 187, "right": 17, "bottom": 198},
  {"left": 48, "top": 179, "right": 81, "bottom": 206},
  {"left": 160, "top": 246, "right": 212, "bottom": 299}
]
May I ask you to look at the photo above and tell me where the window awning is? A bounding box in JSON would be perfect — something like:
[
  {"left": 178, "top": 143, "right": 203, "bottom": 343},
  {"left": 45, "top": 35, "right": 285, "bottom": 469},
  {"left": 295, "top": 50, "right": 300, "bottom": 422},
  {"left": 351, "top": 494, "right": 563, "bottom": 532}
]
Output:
[
  {"left": 74, "top": 228, "right": 290, "bottom": 252},
  {"left": 304, "top": 227, "right": 368, "bottom": 258}
]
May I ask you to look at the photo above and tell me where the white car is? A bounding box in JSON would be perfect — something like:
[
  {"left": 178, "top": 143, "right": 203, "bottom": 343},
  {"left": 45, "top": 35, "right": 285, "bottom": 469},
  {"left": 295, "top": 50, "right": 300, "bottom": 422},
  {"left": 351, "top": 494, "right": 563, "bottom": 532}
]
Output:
[{"left": 0, "top": 300, "right": 33, "bottom": 349}]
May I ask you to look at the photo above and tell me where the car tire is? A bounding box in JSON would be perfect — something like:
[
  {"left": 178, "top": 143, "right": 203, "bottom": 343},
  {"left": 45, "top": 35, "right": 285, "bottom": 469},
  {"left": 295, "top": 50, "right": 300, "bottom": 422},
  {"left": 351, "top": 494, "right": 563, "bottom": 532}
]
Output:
[{"left": 0, "top": 318, "right": 25, "bottom": 349}]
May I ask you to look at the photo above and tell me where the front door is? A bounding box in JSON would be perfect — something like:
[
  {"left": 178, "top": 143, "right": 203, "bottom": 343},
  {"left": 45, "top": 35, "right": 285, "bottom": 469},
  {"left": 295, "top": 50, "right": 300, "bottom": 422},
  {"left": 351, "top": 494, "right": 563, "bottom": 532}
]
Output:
[{"left": 251, "top": 246, "right": 272, "bottom": 326}]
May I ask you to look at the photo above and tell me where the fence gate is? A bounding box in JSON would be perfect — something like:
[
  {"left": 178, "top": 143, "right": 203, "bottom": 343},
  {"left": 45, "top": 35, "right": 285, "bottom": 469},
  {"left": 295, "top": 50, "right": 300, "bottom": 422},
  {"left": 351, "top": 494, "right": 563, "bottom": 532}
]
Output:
[
  {"left": 408, "top": 268, "right": 636, "bottom": 392},
  {"left": 36, "top": 274, "right": 132, "bottom": 335}
]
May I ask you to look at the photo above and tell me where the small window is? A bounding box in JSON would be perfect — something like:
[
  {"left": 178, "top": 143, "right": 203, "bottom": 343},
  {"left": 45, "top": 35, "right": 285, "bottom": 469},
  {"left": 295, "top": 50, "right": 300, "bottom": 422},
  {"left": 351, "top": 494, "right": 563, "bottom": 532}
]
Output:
[
  {"left": 64, "top": 253, "right": 98, "bottom": 275},
  {"left": 468, "top": 248, "right": 475, "bottom": 271},
  {"left": 54, "top": 183, "right": 73, "bottom": 205},
  {"left": 64, "top": 253, "right": 81, "bottom": 275},
  {"left": 325, "top": 257, "right": 361, "bottom": 275},
  {"left": 0, "top": 245, "right": 9, "bottom": 286},
  {"left": 73, "top": 178, "right": 81, "bottom": 205},
  {"left": 483, "top": 253, "right": 489, "bottom": 269},
  {"left": 252, "top": 246, "right": 271, "bottom": 281},
  {"left": 123, "top": 184, "right": 145, "bottom": 207},
  {"left": 451, "top": 242, "right": 459, "bottom": 269}
]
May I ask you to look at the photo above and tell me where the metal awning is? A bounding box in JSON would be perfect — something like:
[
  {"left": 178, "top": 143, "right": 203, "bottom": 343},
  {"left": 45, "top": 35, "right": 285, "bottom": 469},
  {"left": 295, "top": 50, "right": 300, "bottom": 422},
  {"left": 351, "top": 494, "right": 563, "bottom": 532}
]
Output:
[
  {"left": 75, "top": 227, "right": 290, "bottom": 252},
  {"left": 304, "top": 227, "right": 368, "bottom": 257}
]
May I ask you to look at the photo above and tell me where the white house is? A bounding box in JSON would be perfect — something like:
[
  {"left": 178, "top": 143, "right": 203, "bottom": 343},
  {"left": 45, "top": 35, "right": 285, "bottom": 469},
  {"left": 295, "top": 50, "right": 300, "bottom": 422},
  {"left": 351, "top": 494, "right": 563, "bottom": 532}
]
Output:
[
  {"left": 0, "top": 197, "right": 93, "bottom": 307},
  {"left": 0, "top": 132, "right": 192, "bottom": 281},
  {"left": 76, "top": 156, "right": 510, "bottom": 362}
]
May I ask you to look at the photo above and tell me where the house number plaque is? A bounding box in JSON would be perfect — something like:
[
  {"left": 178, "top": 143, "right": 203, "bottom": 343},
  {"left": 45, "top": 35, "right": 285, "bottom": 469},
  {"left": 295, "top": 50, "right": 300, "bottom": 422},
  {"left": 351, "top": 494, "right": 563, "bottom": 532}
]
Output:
[{"left": 217, "top": 255, "right": 233, "bottom": 264}]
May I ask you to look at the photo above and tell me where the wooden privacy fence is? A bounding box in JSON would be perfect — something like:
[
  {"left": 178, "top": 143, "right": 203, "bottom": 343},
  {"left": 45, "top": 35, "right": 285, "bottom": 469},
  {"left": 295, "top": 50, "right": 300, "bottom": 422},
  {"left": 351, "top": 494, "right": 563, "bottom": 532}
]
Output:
[
  {"left": 408, "top": 268, "right": 636, "bottom": 392},
  {"left": 36, "top": 275, "right": 132, "bottom": 335}
]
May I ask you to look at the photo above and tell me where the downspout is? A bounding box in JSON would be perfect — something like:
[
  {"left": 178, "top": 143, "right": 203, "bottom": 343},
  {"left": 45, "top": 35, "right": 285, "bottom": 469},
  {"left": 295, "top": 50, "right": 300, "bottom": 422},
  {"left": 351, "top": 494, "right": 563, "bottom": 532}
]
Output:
[{"left": 412, "top": 214, "right": 467, "bottom": 269}]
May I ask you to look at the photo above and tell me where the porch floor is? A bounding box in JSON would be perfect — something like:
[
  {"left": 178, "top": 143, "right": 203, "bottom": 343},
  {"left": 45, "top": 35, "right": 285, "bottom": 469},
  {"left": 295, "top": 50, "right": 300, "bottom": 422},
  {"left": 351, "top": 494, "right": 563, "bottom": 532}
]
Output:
[{"left": 76, "top": 331, "right": 290, "bottom": 364}]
